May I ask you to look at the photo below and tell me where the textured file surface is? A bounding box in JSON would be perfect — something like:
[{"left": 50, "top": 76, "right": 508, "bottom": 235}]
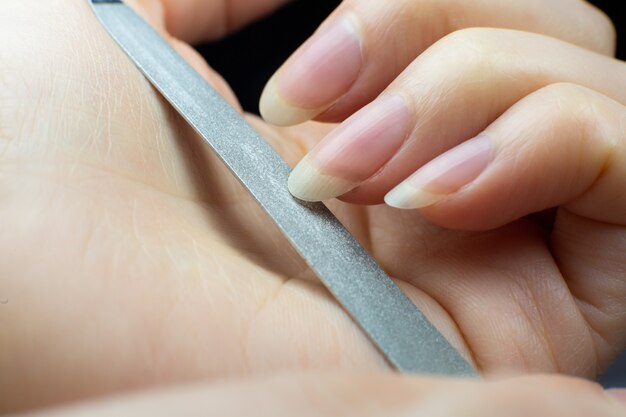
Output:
[{"left": 90, "top": 0, "right": 476, "bottom": 377}]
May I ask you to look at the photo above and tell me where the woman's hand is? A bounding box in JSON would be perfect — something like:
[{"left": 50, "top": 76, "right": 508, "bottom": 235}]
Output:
[
  {"left": 262, "top": 0, "right": 626, "bottom": 387},
  {"left": 260, "top": 0, "right": 615, "bottom": 126},
  {"left": 1, "top": 0, "right": 625, "bottom": 414},
  {"left": 23, "top": 373, "right": 626, "bottom": 417}
]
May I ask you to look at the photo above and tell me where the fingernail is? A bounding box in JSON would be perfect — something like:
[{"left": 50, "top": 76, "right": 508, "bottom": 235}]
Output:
[
  {"left": 260, "top": 13, "right": 363, "bottom": 126},
  {"left": 607, "top": 389, "right": 626, "bottom": 406},
  {"left": 385, "top": 134, "right": 494, "bottom": 209},
  {"left": 288, "top": 94, "right": 410, "bottom": 201}
]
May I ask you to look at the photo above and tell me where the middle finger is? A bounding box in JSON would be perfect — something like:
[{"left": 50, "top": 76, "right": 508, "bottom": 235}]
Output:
[{"left": 285, "top": 28, "right": 626, "bottom": 203}]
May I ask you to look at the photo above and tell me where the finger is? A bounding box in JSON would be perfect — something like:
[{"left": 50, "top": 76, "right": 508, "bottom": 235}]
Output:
[
  {"left": 259, "top": 0, "right": 615, "bottom": 126},
  {"left": 383, "top": 83, "right": 626, "bottom": 360},
  {"left": 285, "top": 29, "right": 626, "bottom": 203},
  {"left": 384, "top": 83, "right": 626, "bottom": 228},
  {"left": 21, "top": 374, "right": 626, "bottom": 417},
  {"left": 3, "top": 5, "right": 385, "bottom": 414},
  {"left": 157, "top": 0, "right": 292, "bottom": 43}
]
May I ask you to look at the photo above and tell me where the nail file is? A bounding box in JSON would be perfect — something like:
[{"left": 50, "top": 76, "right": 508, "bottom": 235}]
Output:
[{"left": 89, "top": 0, "right": 476, "bottom": 377}]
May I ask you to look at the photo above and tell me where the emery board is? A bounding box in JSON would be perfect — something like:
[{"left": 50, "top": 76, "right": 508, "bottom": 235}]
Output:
[{"left": 89, "top": 0, "right": 476, "bottom": 377}]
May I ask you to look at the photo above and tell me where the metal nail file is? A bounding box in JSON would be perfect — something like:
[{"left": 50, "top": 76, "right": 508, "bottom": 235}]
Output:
[{"left": 89, "top": 0, "right": 476, "bottom": 377}]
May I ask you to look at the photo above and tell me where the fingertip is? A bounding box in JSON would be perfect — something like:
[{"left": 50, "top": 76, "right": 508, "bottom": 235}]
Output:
[
  {"left": 259, "top": 74, "right": 321, "bottom": 126},
  {"left": 288, "top": 156, "right": 358, "bottom": 202},
  {"left": 261, "top": 12, "right": 363, "bottom": 126}
]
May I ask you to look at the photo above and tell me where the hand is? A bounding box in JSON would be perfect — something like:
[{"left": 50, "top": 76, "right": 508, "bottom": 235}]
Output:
[
  {"left": 1, "top": 0, "right": 625, "bottom": 414},
  {"left": 21, "top": 373, "right": 626, "bottom": 416},
  {"left": 262, "top": 0, "right": 626, "bottom": 387}
]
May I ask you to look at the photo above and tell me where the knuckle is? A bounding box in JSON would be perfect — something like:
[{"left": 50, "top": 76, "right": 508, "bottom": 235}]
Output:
[
  {"left": 536, "top": 83, "right": 593, "bottom": 111},
  {"left": 397, "top": 28, "right": 502, "bottom": 103},
  {"left": 438, "top": 27, "right": 498, "bottom": 55},
  {"left": 435, "top": 28, "right": 506, "bottom": 74},
  {"left": 423, "top": 28, "right": 498, "bottom": 71},
  {"left": 534, "top": 83, "right": 607, "bottom": 142},
  {"left": 410, "top": 28, "right": 499, "bottom": 87}
]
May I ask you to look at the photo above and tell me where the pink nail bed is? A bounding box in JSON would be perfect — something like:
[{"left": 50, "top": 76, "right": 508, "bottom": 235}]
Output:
[
  {"left": 408, "top": 134, "right": 494, "bottom": 194},
  {"left": 278, "top": 14, "right": 363, "bottom": 109},
  {"left": 309, "top": 94, "right": 411, "bottom": 181}
]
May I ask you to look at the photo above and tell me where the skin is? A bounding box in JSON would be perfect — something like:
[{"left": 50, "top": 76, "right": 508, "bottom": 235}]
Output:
[
  {"left": 0, "top": 0, "right": 625, "bottom": 415},
  {"left": 19, "top": 374, "right": 626, "bottom": 416}
]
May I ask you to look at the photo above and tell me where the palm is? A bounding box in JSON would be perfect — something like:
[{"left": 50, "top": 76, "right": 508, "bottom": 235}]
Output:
[{"left": 0, "top": 0, "right": 618, "bottom": 412}]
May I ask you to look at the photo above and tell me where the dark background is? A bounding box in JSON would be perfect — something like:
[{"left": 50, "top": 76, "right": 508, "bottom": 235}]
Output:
[
  {"left": 199, "top": 0, "right": 626, "bottom": 386},
  {"left": 199, "top": 0, "right": 625, "bottom": 114}
]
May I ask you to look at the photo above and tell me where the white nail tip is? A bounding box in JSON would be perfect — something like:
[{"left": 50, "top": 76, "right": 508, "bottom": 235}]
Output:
[
  {"left": 384, "top": 182, "right": 444, "bottom": 209},
  {"left": 259, "top": 75, "right": 321, "bottom": 126},
  {"left": 288, "top": 157, "right": 358, "bottom": 202}
]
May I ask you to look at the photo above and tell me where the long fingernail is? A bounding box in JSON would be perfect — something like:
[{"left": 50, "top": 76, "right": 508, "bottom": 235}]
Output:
[
  {"left": 385, "top": 134, "right": 494, "bottom": 209},
  {"left": 260, "top": 13, "right": 363, "bottom": 126},
  {"left": 607, "top": 389, "right": 626, "bottom": 406},
  {"left": 289, "top": 94, "right": 410, "bottom": 201}
]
